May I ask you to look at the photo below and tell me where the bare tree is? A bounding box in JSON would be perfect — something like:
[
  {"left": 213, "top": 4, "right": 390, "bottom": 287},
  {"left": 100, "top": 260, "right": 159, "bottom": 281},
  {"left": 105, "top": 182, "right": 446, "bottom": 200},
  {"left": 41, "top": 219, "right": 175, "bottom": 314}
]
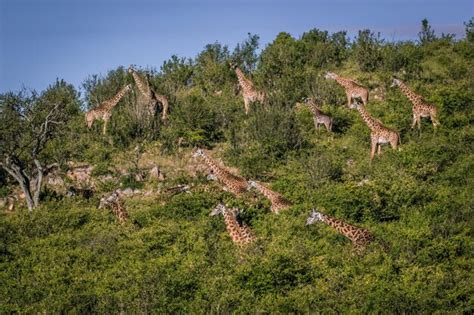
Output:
[{"left": 0, "top": 81, "right": 80, "bottom": 211}]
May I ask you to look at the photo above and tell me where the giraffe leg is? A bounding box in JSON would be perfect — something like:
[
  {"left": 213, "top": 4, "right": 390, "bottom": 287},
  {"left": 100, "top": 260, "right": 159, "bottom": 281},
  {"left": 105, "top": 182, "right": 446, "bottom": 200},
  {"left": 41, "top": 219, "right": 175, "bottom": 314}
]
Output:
[
  {"left": 362, "top": 91, "right": 368, "bottom": 106},
  {"left": 103, "top": 119, "right": 108, "bottom": 135},
  {"left": 244, "top": 98, "right": 250, "bottom": 114},
  {"left": 346, "top": 93, "right": 352, "bottom": 108},
  {"left": 411, "top": 113, "right": 417, "bottom": 129},
  {"left": 391, "top": 133, "right": 399, "bottom": 150},
  {"left": 431, "top": 113, "right": 440, "bottom": 128},
  {"left": 377, "top": 144, "right": 382, "bottom": 155},
  {"left": 325, "top": 122, "right": 330, "bottom": 132},
  {"left": 370, "top": 137, "right": 377, "bottom": 162}
]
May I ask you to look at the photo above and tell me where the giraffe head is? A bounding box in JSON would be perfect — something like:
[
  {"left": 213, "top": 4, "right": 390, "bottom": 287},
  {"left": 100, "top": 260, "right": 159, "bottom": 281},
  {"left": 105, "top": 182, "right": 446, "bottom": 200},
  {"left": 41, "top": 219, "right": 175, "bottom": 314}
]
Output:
[
  {"left": 247, "top": 180, "right": 258, "bottom": 191},
  {"left": 128, "top": 65, "right": 136, "bottom": 74},
  {"left": 98, "top": 191, "right": 119, "bottom": 209},
  {"left": 124, "top": 84, "right": 132, "bottom": 91},
  {"left": 229, "top": 61, "right": 238, "bottom": 70},
  {"left": 206, "top": 172, "right": 217, "bottom": 181},
  {"left": 306, "top": 209, "right": 325, "bottom": 225},
  {"left": 192, "top": 148, "right": 205, "bottom": 158},
  {"left": 390, "top": 78, "right": 401, "bottom": 88},
  {"left": 210, "top": 203, "right": 227, "bottom": 216},
  {"left": 349, "top": 100, "right": 362, "bottom": 109},
  {"left": 324, "top": 72, "right": 337, "bottom": 80}
]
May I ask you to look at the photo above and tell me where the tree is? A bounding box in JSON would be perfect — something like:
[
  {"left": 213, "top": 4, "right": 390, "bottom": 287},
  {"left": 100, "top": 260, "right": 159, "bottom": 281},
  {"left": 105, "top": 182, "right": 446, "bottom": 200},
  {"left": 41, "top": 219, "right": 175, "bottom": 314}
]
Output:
[
  {"left": 0, "top": 80, "right": 80, "bottom": 211},
  {"left": 354, "top": 29, "right": 383, "bottom": 72},
  {"left": 418, "top": 18, "right": 437, "bottom": 45},
  {"left": 465, "top": 17, "right": 474, "bottom": 42},
  {"left": 232, "top": 33, "right": 260, "bottom": 73}
]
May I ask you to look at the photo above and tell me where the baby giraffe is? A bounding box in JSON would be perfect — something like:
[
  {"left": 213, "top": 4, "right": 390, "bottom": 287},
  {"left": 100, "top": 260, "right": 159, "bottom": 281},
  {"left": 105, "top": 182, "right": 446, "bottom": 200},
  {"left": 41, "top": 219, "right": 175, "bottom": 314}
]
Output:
[
  {"left": 210, "top": 203, "right": 256, "bottom": 246},
  {"left": 296, "top": 97, "right": 333, "bottom": 133},
  {"left": 349, "top": 100, "right": 400, "bottom": 161},
  {"left": 247, "top": 180, "right": 292, "bottom": 214},
  {"left": 306, "top": 209, "right": 374, "bottom": 254}
]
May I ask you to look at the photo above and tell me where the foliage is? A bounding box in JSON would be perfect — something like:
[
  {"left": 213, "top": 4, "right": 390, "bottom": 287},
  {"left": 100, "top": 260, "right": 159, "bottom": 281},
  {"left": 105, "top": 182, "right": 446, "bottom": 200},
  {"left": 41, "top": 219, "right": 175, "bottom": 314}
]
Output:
[
  {"left": 418, "top": 18, "right": 437, "bottom": 45},
  {"left": 1, "top": 21, "right": 474, "bottom": 313}
]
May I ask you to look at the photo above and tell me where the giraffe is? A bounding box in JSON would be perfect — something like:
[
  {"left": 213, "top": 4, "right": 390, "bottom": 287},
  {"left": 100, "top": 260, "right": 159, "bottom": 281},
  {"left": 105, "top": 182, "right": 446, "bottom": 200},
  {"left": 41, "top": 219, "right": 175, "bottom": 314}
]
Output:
[
  {"left": 391, "top": 78, "right": 440, "bottom": 129},
  {"left": 247, "top": 180, "right": 292, "bottom": 213},
  {"left": 349, "top": 101, "right": 400, "bottom": 161},
  {"left": 128, "top": 66, "right": 169, "bottom": 122},
  {"left": 230, "top": 62, "right": 266, "bottom": 114},
  {"left": 296, "top": 97, "right": 333, "bottom": 133},
  {"left": 210, "top": 203, "right": 256, "bottom": 246},
  {"left": 192, "top": 148, "right": 248, "bottom": 196},
  {"left": 85, "top": 84, "right": 132, "bottom": 134},
  {"left": 99, "top": 191, "right": 128, "bottom": 224},
  {"left": 324, "top": 72, "right": 369, "bottom": 108},
  {"left": 306, "top": 209, "right": 374, "bottom": 254}
]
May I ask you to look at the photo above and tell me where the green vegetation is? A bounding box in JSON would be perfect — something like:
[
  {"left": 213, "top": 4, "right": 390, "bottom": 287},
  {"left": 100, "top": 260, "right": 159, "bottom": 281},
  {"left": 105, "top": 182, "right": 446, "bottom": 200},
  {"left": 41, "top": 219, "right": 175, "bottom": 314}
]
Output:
[{"left": 1, "top": 20, "right": 473, "bottom": 313}]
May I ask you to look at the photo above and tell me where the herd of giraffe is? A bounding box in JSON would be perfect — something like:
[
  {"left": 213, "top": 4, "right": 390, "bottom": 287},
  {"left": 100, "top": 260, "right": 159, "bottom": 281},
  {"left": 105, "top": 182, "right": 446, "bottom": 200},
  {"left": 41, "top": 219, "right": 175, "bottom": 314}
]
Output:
[
  {"left": 85, "top": 66, "right": 169, "bottom": 135},
  {"left": 88, "top": 63, "right": 440, "bottom": 254},
  {"left": 193, "top": 147, "right": 375, "bottom": 252},
  {"left": 191, "top": 69, "right": 440, "bottom": 253}
]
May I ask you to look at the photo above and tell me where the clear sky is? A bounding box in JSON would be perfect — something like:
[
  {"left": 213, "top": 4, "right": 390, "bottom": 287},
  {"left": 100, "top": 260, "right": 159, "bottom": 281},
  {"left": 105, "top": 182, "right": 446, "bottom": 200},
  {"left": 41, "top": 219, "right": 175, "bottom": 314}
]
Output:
[{"left": 0, "top": 0, "right": 472, "bottom": 93}]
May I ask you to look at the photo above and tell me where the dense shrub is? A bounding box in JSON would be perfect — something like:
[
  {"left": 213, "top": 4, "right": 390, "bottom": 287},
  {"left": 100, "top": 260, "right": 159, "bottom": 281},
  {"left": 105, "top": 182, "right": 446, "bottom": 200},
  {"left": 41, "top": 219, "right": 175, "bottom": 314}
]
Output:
[{"left": 1, "top": 22, "right": 473, "bottom": 313}]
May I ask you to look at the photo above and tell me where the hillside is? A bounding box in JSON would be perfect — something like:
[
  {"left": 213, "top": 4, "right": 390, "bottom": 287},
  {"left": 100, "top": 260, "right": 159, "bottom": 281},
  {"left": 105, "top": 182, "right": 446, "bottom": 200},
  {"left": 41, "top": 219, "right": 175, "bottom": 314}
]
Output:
[{"left": 1, "top": 25, "right": 473, "bottom": 313}]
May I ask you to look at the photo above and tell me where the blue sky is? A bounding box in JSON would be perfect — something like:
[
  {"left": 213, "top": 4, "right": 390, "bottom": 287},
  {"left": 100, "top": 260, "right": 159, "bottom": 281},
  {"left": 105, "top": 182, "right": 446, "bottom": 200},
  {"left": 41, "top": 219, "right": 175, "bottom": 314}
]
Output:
[{"left": 0, "top": 0, "right": 472, "bottom": 93}]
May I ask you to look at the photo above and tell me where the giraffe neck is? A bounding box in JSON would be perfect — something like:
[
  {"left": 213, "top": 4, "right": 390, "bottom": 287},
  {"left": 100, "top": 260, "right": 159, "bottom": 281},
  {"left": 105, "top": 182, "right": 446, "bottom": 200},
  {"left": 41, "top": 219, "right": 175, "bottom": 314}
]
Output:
[
  {"left": 320, "top": 213, "right": 359, "bottom": 242},
  {"left": 235, "top": 68, "right": 254, "bottom": 92},
  {"left": 102, "top": 85, "right": 130, "bottom": 111},
  {"left": 222, "top": 210, "right": 243, "bottom": 243},
  {"left": 355, "top": 105, "right": 379, "bottom": 131},
  {"left": 306, "top": 101, "right": 322, "bottom": 116},
  {"left": 200, "top": 152, "right": 235, "bottom": 181},
  {"left": 254, "top": 182, "right": 281, "bottom": 201},
  {"left": 334, "top": 75, "right": 353, "bottom": 89},
  {"left": 201, "top": 153, "right": 222, "bottom": 174},
  {"left": 131, "top": 70, "right": 151, "bottom": 97},
  {"left": 397, "top": 80, "right": 421, "bottom": 104}
]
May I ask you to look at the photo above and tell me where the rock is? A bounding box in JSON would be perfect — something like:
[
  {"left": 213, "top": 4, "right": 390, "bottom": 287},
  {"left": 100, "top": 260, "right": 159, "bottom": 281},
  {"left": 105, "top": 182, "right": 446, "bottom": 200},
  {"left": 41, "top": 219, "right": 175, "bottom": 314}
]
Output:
[
  {"left": 149, "top": 165, "right": 166, "bottom": 181},
  {"left": 143, "top": 190, "right": 154, "bottom": 197},
  {"left": 119, "top": 188, "right": 134, "bottom": 196}
]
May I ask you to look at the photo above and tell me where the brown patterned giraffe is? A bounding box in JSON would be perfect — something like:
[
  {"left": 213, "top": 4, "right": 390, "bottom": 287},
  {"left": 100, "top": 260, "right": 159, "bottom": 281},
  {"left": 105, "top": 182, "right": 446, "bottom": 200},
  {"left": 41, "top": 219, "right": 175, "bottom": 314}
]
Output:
[
  {"left": 128, "top": 66, "right": 169, "bottom": 122},
  {"left": 210, "top": 203, "right": 256, "bottom": 246},
  {"left": 296, "top": 97, "right": 333, "bottom": 133},
  {"left": 247, "top": 180, "right": 292, "bottom": 213},
  {"left": 391, "top": 78, "right": 440, "bottom": 129},
  {"left": 99, "top": 191, "right": 128, "bottom": 224},
  {"left": 192, "top": 148, "right": 248, "bottom": 196},
  {"left": 230, "top": 62, "right": 266, "bottom": 114},
  {"left": 349, "top": 101, "right": 400, "bottom": 161},
  {"left": 306, "top": 209, "right": 374, "bottom": 254},
  {"left": 85, "top": 84, "right": 132, "bottom": 134},
  {"left": 324, "top": 72, "right": 369, "bottom": 107}
]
